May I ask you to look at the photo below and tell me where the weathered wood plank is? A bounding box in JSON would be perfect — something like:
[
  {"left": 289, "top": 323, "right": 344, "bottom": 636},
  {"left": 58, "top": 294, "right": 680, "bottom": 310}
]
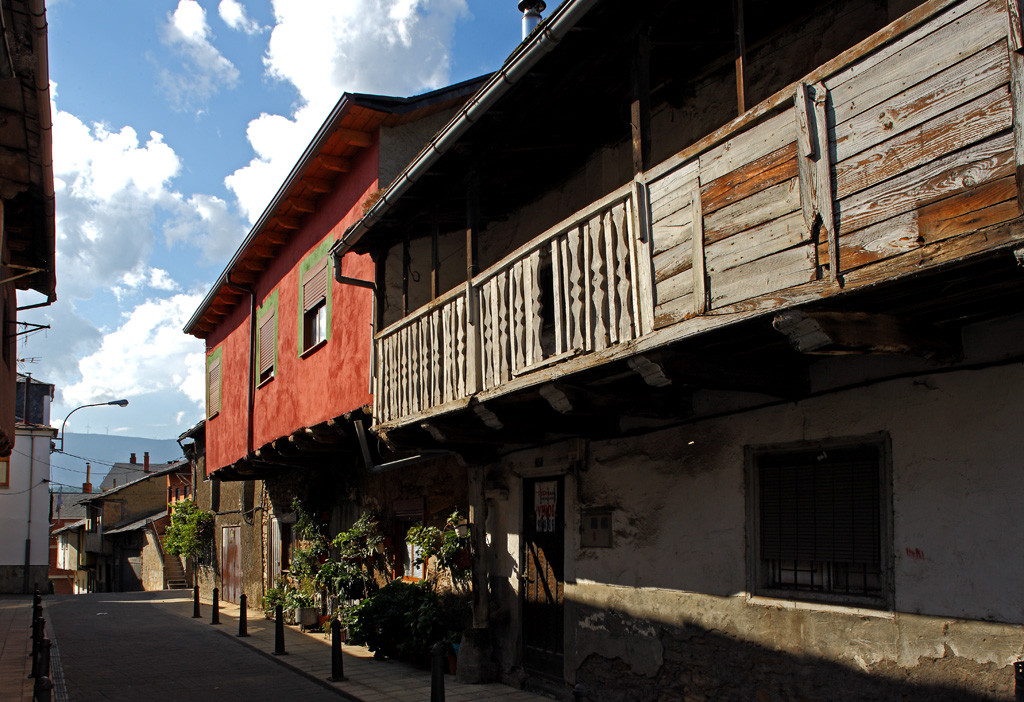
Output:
[
  {"left": 1008, "top": 0, "right": 1024, "bottom": 204},
  {"left": 656, "top": 267, "right": 696, "bottom": 306},
  {"left": 706, "top": 210, "right": 807, "bottom": 274},
  {"left": 795, "top": 82, "right": 819, "bottom": 235},
  {"left": 614, "top": 202, "right": 636, "bottom": 341},
  {"left": 650, "top": 175, "right": 700, "bottom": 224},
  {"left": 624, "top": 196, "right": 643, "bottom": 340},
  {"left": 828, "top": 0, "right": 1005, "bottom": 127},
  {"left": 512, "top": 259, "right": 525, "bottom": 372},
  {"left": 603, "top": 208, "right": 619, "bottom": 346},
  {"left": 590, "top": 212, "right": 609, "bottom": 351},
  {"left": 654, "top": 241, "right": 694, "bottom": 283},
  {"left": 455, "top": 295, "right": 466, "bottom": 399},
  {"left": 699, "top": 107, "right": 796, "bottom": 183},
  {"left": 813, "top": 83, "right": 839, "bottom": 281},
  {"left": 442, "top": 303, "right": 453, "bottom": 403},
  {"left": 836, "top": 87, "right": 1012, "bottom": 200},
  {"left": 700, "top": 141, "right": 799, "bottom": 215},
  {"left": 839, "top": 131, "right": 1015, "bottom": 235},
  {"left": 704, "top": 177, "right": 801, "bottom": 245},
  {"left": 833, "top": 39, "right": 1009, "bottom": 164},
  {"left": 567, "top": 226, "right": 586, "bottom": 351},
  {"left": 652, "top": 204, "right": 693, "bottom": 255},
  {"left": 709, "top": 243, "right": 817, "bottom": 307},
  {"left": 528, "top": 249, "right": 544, "bottom": 364},
  {"left": 834, "top": 174, "right": 1018, "bottom": 269},
  {"left": 691, "top": 188, "right": 708, "bottom": 315},
  {"left": 653, "top": 290, "right": 695, "bottom": 330},
  {"left": 551, "top": 239, "right": 565, "bottom": 356},
  {"left": 631, "top": 180, "right": 656, "bottom": 335},
  {"left": 648, "top": 159, "right": 699, "bottom": 206}
]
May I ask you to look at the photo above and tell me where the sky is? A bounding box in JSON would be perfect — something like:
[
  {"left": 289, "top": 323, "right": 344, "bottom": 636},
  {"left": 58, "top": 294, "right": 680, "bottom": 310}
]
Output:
[{"left": 17, "top": 0, "right": 551, "bottom": 441}]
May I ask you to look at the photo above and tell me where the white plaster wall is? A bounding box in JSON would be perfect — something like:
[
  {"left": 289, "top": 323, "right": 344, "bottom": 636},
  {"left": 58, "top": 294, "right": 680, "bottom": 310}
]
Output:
[{"left": 0, "top": 429, "right": 51, "bottom": 567}]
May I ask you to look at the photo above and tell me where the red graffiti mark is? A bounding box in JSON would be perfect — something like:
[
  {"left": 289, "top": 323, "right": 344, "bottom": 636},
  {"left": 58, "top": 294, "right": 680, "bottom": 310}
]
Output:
[{"left": 905, "top": 547, "right": 925, "bottom": 560}]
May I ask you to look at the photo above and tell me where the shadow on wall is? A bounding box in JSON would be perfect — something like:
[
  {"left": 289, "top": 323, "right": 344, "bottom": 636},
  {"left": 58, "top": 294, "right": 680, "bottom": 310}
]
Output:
[{"left": 571, "top": 602, "right": 1013, "bottom": 701}]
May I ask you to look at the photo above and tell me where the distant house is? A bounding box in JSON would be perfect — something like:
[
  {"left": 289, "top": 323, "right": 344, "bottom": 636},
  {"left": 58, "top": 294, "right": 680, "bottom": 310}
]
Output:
[
  {"left": 0, "top": 375, "right": 55, "bottom": 592},
  {"left": 49, "top": 488, "right": 90, "bottom": 594},
  {"left": 78, "top": 460, "right": 189, "bottom": 592}
]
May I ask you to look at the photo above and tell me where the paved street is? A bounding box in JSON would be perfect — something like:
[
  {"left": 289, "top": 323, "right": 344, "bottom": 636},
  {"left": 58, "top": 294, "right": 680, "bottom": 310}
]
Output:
[
  {"left": 36, "top": 590, "right": 552, "bottom": 702},
  {"left": 44, "top": 591, "right": 345, "bottom": 701}
]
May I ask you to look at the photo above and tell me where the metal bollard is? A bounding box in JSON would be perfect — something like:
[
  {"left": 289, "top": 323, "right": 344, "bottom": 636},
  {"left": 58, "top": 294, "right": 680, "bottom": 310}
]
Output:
[
  {"left": 237, "top": 593, "right": 249, "bottom": 637},
  {"left": 430, "top": 641, "right": 445, "bottom": 702},
  {"left": 34, "top": 676, "right": 52, "bottom": 702},
  {"left": 29, "top": 617, "right": 44, "bottom": 678},
  {"left": 573, "top": 683, "right": 588, "bottom": 701},
  {"left": 30, "top": 603, "right": 41, "bottom": 631},
  {"left": 273, "top": 604, "right": 286, "bottom": 655},
  {"left": 1015, "top": 661, "right": 1024, "bottom": 702},
  {"left": 193, "top": 585, "right": 201, "bottom": 618},
  {"left": 34, "top": 638, "right": 51, "bottom": 694},
  {"left": 211, "top": 587, "right": 220, "bottom": 625},
  {"left": 328, "top": 618, "right": 346, "bottom": 681}
]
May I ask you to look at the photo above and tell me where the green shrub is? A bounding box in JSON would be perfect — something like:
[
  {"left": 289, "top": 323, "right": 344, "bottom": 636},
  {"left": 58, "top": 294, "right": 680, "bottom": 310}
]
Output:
[
  {"left": 347, "top": 580, "right": 467, "bottom": 660},
  {"left": 163, "top": 500, "right": 213, "bottom": 559}
]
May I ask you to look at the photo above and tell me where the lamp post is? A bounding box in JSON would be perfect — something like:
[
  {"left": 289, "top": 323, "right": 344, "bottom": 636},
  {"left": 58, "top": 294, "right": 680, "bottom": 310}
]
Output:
[{"left": 51, "top": 399, "right": 129, "bottom": 453}]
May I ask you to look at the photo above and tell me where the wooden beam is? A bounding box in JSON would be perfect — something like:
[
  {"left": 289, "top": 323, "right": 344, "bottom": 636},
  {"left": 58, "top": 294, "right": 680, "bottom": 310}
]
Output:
[
  {"left": 773, "top": 310, "right": 960, "bottom": 360},
  {"left": 304, "top": 177, "right": 334, "bottom": 194},
  {"left": 319, "top": 155, "right": 351, "bottom": 172},
  {"left": 630, "top": 31, "right": 652, "bottom": 174},
  {"left": 290, "top": 199, "right": 316, "bottom": 214},
  {"left": 277, "top": 216, "right": 302, "bottom": 230},
  {"left": 473, "top": 403, "right": 503, "bottom": 430},
  {"left": 626, "top": 355, "right": 672, "bottom": 387},
  {"left": 732, "top": 0, "right": 746, "bottom": 116},
  {"left": 538, "top": 383, "right": 573, "bottom": 413},
  {"left": 335, "top": 128, "right": 373, "bottom": 148}
]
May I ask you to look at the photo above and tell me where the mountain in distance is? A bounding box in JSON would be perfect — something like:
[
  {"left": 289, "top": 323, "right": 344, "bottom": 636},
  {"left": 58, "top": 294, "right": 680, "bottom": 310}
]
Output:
[{"left": 48, "top": 432, "right": 184, "bottom": 495}]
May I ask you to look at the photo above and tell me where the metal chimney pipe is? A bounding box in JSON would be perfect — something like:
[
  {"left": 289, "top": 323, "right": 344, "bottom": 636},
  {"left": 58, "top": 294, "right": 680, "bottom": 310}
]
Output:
[{"left": 518, "top": 0, "right": 546, "bottom": 40}]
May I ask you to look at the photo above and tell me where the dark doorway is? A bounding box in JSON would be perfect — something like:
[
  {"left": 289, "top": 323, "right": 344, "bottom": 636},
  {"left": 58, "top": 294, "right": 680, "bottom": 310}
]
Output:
[
  {"left": 221, "top": 526, "right": 241, "bottom": 603},
  {"left": 522, "top": 475, "right": 565, "bottom": 681}
]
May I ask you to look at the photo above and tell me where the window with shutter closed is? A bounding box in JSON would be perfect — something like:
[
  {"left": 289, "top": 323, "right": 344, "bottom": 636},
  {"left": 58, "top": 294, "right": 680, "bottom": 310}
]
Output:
[
  {"left": 207, "top": 356, "right": 221, "bottom": 417},
  {"left": 303, "top": 258, "right": 328, "bottom": 312},
  {"left": 258, "top": 310, "right": 276, "bottom": 381},
  {"left": 754, "top": 442, "right": 887, "bottom": 603}
]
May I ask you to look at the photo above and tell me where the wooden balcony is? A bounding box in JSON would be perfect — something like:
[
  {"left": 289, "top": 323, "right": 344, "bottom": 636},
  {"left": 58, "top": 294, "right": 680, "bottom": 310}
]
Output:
[{"left": 374, "top": 0, "right": 1024, "bottom": 432}]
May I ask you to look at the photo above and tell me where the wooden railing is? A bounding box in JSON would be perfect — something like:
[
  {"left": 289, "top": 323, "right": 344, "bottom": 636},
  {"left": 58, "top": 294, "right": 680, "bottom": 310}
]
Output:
[{"left": 374, "top": 0, "right": 1022, "bottom": 427}]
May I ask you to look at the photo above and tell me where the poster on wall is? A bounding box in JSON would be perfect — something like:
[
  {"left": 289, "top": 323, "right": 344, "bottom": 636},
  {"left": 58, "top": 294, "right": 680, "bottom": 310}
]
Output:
[{"left": 535, "top": 481, "right": 557, "bottom": 533}]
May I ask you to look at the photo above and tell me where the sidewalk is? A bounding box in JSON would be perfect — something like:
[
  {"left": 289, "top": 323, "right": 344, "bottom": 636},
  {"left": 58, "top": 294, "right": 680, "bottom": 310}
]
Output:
[
  {"left": 165, "top": 592, "right": 552, "bottom": 702},
  {"left": 0, "top": 596, "right": 33, "bottom": 702}
]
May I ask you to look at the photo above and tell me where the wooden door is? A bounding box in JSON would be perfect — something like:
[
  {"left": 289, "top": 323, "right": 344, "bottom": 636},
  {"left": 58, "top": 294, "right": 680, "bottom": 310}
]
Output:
[
  {"left": 221, "top": 526, "right": 241, "bottom": 603},
  {"left": 522, "top": 476, "right": 565, "bottom": 679}
]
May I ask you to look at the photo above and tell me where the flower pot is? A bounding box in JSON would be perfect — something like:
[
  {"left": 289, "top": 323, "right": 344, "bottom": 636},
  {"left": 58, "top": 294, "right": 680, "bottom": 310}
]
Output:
[{"left": 296, "top": 606, "right": 318, "bottom": 629}]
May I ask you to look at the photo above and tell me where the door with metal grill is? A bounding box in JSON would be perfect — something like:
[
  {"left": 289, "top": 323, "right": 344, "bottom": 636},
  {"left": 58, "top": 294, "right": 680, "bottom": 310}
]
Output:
[{"left": 521, "top": 476, "right": 565, "bottom": 680}]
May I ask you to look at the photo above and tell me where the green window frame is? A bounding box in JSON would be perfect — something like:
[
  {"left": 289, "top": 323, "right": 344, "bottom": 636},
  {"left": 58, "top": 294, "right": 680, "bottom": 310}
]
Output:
[
  {"left": 298, "top": 239, "right": 333, "bottom": 356},
  {"left": 206, "top": 346, "right": 223, "bottom": 418},
  {"left": 256, "top": 290, "right": 279, "bottom": 384}
]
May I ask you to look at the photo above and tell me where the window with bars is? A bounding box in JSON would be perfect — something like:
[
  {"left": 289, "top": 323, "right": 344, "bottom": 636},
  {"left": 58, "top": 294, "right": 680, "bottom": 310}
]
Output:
[
  {"left": 299, "top": 248, "right": 330, "bottom": 354},
  {"left": 750, "top": 439, "right": 889, "bottom": 605},
  {"left": 257, "top": 292, "right": 278, "bottom": 384},
  {"left": 206, "top": 348, "right": 223, "bottom": 418}
]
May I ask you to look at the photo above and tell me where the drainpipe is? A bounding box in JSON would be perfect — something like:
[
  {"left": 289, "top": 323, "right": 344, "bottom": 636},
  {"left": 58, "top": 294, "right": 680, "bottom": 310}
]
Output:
[{"left": 225, "top": 273, "right": 256, "bottom": 456}]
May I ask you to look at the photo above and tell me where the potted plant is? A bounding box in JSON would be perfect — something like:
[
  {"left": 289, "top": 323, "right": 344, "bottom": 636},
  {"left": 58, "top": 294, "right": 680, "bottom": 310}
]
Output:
[{"left": 405, "top": 510, "right": 472, "bottom": 586}]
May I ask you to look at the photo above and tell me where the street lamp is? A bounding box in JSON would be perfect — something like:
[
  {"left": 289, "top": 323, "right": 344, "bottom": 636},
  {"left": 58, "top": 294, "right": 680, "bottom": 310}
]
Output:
[{"left": 51, "top": 399, "right": 129, "bottom": 453}]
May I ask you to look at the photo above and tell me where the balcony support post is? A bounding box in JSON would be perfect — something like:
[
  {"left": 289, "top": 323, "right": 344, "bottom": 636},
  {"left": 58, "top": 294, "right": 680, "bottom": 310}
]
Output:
[
  {"left": 465, "top": 172, "right": 482, "bottom": 395},
  {"left": 1006, "top": 0, "right": 1024, "bottom": 205}
]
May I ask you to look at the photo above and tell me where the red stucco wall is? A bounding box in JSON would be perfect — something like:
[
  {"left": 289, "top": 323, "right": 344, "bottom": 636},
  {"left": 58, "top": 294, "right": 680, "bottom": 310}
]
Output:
[{"left": 205, "top": 140, "right": 378, "bottom": 474}]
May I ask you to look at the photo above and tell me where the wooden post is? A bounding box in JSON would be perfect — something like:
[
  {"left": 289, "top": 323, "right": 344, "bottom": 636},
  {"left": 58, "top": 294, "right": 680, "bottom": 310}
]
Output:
[
  {"left": 732, "top": 0, "right": 746, "bottom": 116},
  {"left": 630, "top": 31, "right": 651, "bottom": 175},
  {"left": 402, "top": 233, "right": 410, "bottom": 317},
  {"left": 465, "top": 173, "right": 482, "bottom": 395},
  {"left": 468, "top": 466, "right": 489, "bottom": 629},
  {"left": 1006, "top": 0, "right": 1024, "bottom": 206},
  {"left": 431, "top": 204, "right": 441, "bottom": 300}
]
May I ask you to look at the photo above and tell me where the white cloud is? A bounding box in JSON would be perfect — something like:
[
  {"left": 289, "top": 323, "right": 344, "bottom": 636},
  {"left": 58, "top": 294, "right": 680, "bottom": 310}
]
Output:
[
  {"left": 219, "top": 0, "right": 264, "bottom": 34},
  {"left": 53, "top": 109, "right": 182, "bottom": 298},
  {"left": 164, "top": 192, "right": 247, "bottom": 263},
  {"left": 61, "top": 293, "right": 207, "bottom": 410},
  {"left": 224, "top": 0, "right": 469, "bottom": 223},
  {"left": 161, "top": 0, "right": 240, "bottom": 111}
]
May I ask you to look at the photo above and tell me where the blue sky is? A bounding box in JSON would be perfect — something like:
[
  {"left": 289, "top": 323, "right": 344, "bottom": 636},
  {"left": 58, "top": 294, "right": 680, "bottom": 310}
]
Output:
[{"left": 18, "top": 0, "right": 550, "bottom": 439}]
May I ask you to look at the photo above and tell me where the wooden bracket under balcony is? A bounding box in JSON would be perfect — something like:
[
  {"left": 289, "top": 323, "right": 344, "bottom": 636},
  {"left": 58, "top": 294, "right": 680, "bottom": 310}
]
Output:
[{"left": 773, "top": 310, "right": 961, "bottom": 361}]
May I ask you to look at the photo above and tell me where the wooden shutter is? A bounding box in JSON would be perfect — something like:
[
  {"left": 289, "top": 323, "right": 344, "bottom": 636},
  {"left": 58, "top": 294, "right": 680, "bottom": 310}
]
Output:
[
  {"left": 303, "top": 258, "right": 329, "bottom": 312},
  {"left": 258, "top": 310, "right": 276, "bottom": 376},
  {"left": 207, "top": 358, "right": 221, "bottom": 417},
  {"left": 759, "top": 445, "right": 880, "bottom": 566}
]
